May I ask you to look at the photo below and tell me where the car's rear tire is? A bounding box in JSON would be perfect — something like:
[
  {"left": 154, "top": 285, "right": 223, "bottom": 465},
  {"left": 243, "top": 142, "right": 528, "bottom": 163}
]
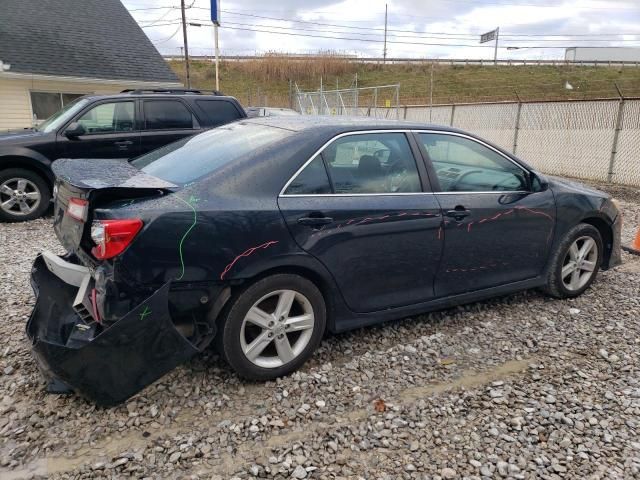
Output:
[
  {"left": 543, "top": 223, "right": 603, "bottom": 299},
  {"left": 218, "top": 274, "right": 326, "bottom": 380},
  {"left": 0, "top": 168, "right": 51, "bottom": 222}
]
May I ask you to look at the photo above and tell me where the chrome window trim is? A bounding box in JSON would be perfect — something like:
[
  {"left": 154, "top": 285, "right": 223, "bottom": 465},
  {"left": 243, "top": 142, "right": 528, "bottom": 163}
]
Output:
[
  {"left": 279, "top": 129, "right": 418, "bottom": 197},
  {"left": 282, "top": 192, "right": 434, "bottom": 198},
  {"left": 278, "top": 128, "right": 531, "bottom": 198},
  {"left": 411, "top": 129, "right": 530, "bottom": 182},
  {"left": 282, "top": 191, "right": 529, "bottom": 198}
]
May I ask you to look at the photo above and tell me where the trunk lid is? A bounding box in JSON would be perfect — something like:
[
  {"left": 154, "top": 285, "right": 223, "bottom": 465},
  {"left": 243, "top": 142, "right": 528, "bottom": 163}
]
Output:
[{"left": 52, "top": 158, "right": 176, "bottom": 255}]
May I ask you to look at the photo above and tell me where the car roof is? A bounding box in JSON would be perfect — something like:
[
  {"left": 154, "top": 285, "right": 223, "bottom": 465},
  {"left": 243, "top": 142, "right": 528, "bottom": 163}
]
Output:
[
  {"left": 77, "top": 93, "right": 239, "bottom": 102},
  {"left": 242, "top": 115, "right": 462, "bottom": 134}
]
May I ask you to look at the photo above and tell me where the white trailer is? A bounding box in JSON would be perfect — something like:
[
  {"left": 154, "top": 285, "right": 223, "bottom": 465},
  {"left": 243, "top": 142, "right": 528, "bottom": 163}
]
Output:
[{"left": 565, "top": 47, "right": 640, "bottom": 62}]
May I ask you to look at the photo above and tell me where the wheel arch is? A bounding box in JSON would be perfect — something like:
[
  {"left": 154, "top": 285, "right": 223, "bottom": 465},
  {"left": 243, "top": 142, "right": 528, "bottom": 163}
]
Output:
[
  {"left": 228, "top": 258, "right": 341, "bottom": 333},
  {"left": 0, "top": 153, "right": 54, "bottom": 186},
  {"left": 580, "top": 216, "right": 613, "bottom": 269}
]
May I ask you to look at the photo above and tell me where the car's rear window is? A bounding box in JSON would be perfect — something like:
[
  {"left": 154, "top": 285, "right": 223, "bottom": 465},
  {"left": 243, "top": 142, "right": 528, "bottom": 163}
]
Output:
[{"left": 131, "top": 122, "right": 292, "bottom": 184}]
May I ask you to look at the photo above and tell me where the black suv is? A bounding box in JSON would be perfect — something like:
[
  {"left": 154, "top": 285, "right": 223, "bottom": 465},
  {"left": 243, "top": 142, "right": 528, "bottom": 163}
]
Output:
[{"left": 0, "top": 89, "right": 246, "bottom": 221}]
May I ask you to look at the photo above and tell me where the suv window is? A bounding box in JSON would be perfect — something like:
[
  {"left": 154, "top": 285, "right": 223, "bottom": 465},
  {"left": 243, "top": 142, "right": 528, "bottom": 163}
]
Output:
[
  {"left": 321, "top": 132, "right": 422, "bottom": 194},
  {"left": 75, "top": 101, "right": 135, "bottom": 134},
  {"left": 143, "top": 100, "right": 195, "bottom": 130},
  {"left": 419, "top": 133, "right": 528, "bottom": 192},
  {"left": 196, "top": 100, "right": 241, "bottom": 126},
  {"left": 284, "top": 157, "right": 331, "bottom": 195}
]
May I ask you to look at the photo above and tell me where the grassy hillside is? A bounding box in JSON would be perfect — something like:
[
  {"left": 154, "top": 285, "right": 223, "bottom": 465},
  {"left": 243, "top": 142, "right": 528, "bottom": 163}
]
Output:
[{"left": 168, "top": 55, "right": 640, "bottom": 108}]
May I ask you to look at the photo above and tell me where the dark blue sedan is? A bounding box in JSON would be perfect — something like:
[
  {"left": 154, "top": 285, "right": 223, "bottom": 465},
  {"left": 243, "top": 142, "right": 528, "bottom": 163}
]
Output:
[{"left": 27, "top": 116, "right": 622, "bottom": 405}]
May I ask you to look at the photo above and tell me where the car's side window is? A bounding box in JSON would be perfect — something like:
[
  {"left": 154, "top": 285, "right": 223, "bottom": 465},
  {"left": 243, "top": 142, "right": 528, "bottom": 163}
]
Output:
[
  {"left": 75, "top": 101, "right": 135, "bottom": 134},
  {"left": 322, "top": 132, "right": 422, "bottom": 194},
  {"left": 143, "top": 100, "right": 196, "bottom": 130},
  {"left": 418, "top": 133, "right": 528, "bottom": 192},
  {"left": 284, "top": 157, "right": 331, "bottom": 195},
  {"left": 195, "top": 100, "right": 241, "bottom": 126}
]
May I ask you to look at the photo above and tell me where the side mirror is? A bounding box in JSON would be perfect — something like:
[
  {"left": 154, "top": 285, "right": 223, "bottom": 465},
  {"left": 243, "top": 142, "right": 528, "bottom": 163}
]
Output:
[
  {"left": 64, "top": 122, "right": 86, "bottom": 138},
  {"left": 530, "top": 171, "right": 549, "bottom": 192}
]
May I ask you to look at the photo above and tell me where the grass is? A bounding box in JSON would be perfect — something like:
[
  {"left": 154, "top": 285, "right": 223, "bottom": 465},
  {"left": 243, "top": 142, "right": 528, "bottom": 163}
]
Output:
[{"left": 168, "top": 54, "right": 640, "bottom": 107}]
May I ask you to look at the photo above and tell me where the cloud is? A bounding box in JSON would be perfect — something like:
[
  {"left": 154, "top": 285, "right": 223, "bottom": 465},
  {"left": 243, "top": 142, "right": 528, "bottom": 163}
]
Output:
[{"left": 124, "top": 0, "right": 640, "bottom": 59}]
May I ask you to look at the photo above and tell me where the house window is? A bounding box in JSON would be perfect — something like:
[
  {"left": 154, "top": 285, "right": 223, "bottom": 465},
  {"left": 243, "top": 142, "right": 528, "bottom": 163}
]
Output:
[{"left": 30, "top": 92, "right": 86, "bottom": 121}]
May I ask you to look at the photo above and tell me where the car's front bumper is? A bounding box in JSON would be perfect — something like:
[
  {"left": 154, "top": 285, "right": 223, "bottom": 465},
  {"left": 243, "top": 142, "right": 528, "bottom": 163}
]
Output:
[{"left": 27, "top": 252, "right": 200, "bottom": 406}]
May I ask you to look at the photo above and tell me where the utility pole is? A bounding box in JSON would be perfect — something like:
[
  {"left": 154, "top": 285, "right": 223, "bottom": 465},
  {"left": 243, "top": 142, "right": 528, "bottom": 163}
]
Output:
[
  {"left": 180, "top": 0, "right": 191, "bottom": 88},
  {"left": 383, "top": 3, "right": 388, "bottom": 63},
  {"left": 214, "top": 23, "right": 220, "bottom": 91},
  {"left": 429, "top": 62, "right": 434, "bottom": 122},
  {"left": 494, "top": 26, "right": 500, "bottom": 65}
]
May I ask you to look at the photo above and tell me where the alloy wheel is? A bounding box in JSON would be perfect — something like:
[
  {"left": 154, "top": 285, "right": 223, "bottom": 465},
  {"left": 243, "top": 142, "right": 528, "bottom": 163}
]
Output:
[
  {"left": 0, "top": 177, "right": 41, "bottom": 216},
  {"left": 561, "top": 235, "right": 598, "bottom": 292},
  {"left": 240, "top": 289, "right": 315, "bottom": 368}
]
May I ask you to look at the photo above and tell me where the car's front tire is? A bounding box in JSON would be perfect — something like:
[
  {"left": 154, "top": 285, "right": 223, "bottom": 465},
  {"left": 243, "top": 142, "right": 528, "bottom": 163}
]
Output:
[
  {"left": 218, "top": 273, "right": 326, "bottom": 380},
  {"left": 0, "top": 168, "right": 51, "bottom": 222},
  {"left": 543, "top": 223, "right": 603, "bottom": 299}
]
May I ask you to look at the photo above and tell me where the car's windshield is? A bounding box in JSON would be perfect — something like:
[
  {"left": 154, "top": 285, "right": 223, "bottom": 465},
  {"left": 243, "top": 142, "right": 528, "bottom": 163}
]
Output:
[
  {"left": 37, "top": 98, "right": 91, "bottom": 133},
  {"left": 131, "top": 122, "right": 293, "bottom": 185}
]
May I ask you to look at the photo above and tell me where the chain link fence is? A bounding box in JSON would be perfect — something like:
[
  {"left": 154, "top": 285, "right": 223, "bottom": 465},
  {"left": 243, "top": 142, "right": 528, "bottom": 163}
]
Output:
[
  {"left": 332, "top": 98, "right": 640, "bottom": 187},
  {"left": 295, "top": 84, "right": 401, "bottom": 118}
]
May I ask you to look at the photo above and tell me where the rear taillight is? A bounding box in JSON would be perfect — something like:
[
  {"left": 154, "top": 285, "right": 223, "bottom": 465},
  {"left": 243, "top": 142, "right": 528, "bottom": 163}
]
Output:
[
  {"left": 67, "top": 198, "right": 88, "bottom": 221},
  {"left": 90, "top": 219, "right": 143, "bottom": 260}
]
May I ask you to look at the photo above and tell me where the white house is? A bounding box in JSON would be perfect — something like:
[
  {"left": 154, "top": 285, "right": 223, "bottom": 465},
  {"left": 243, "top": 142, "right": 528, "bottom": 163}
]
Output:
[{"left": 0, "top": 0, "right": 181, "bottom": 130}]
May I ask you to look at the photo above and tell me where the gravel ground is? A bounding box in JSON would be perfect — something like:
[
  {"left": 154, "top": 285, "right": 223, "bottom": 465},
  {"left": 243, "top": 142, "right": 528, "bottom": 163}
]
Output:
[{"left": 1, "top": 182, "right": 640, "bottom": 480}]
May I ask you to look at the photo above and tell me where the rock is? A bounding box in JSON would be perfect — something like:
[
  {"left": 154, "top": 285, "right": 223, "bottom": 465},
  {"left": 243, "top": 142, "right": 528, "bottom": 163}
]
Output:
[
  {"left": 497, "top": 461, "right": 509, "bottom": 477},
  {"left": 441, "top": 467, "right": 457, "bottom": 479},
  {"left": 292, "top": 465, "right": 307, "bottom": 478}
]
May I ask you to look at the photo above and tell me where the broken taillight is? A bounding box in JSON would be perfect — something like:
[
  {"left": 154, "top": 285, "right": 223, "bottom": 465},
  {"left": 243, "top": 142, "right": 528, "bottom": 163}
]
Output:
[
  {"left": 67, "top": 198, "right": 88, "bottom": 221},
  {"left": 91, "top": 219, "right": 143, "bottom": 260}
]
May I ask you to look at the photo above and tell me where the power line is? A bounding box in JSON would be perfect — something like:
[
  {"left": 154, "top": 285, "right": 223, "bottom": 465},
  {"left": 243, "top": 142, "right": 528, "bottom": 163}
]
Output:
[
  {"left": 198, "top": 8, "right": 640, "bottom": 39},
  {"left": 150, "top": 24, "right": 182, "bottom": 43},
  {"left": 190, "top": 18, "right": 640, "bottom": 44},
  {"left": 132, "top": 6, "right": 640, "bottom": 39},
  {"left": 217, "top": 24, "right": 620, "bottom": 49},
  {"left": 179, "top": 18, "right": 640, "bottom": 49},
  {"left": 431, "top": 0, "right": 638, "bottom": 11}
]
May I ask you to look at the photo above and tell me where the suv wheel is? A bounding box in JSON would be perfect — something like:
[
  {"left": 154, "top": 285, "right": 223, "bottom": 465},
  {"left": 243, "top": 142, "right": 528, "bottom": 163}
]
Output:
[
  {"left": 0, "top": 168, "right": 51, "bottom": 222},
  {"left": 218, "top": 274, "right": 326, "bottom": 380}
]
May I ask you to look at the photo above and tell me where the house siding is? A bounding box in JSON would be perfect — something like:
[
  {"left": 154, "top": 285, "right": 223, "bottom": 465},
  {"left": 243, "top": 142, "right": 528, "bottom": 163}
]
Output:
[{"left": 0, "top": 77, "right": 139, "bottom": 130}]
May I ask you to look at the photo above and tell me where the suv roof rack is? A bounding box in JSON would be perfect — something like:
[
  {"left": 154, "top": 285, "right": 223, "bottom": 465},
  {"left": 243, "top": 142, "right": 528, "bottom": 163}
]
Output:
[{"left": 120, "top": 88, "right": 222, "bottom": 95}]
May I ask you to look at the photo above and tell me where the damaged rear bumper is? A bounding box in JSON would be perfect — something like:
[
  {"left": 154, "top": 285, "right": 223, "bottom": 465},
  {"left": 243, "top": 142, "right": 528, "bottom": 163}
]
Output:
[{"left": 26, "top": 253, "right": 200, "bottom": 406}]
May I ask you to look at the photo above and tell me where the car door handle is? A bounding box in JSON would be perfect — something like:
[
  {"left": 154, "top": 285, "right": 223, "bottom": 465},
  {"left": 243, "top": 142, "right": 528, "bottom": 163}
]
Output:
[
  {"left": 298, "top": 216, "right": 333, "bottom": 227},
  {"left": 445, "top": 208, "right": 471, "bottom": 221},
  {"left": 114, "top": 140, "right": 133, "bottom": 146}
]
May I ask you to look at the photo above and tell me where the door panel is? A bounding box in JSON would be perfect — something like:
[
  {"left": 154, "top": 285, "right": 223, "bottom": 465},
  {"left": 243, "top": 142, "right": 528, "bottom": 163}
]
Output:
[
  {"left": 413, "top": 131, "right": 557, "bottom": 297},
  {"left": 279, "top": 195, "right": 443, "bottom": 313},
  {"left": 434, "top": 190, "right": 555, "bottom": 297}
]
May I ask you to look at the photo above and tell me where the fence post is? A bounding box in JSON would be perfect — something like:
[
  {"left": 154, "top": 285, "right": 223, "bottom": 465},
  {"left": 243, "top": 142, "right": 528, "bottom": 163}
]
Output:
[
  {"left": 608, "top": 83, "right": 626, "bottom": 182},
  {"left": 512, "top": 91, "right": 523, "bottom": 155},
  {"left": 373, "top": 87, "right": 378, "bottom": 118},
  {"left": 450, "top": 104, "right": 456, "bottom": 126}
]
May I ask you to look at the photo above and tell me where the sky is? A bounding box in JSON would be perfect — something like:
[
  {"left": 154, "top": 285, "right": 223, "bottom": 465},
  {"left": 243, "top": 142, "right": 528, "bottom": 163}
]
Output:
[{"left": 122, "top": 0, "right": 640, "bottom": 60}]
